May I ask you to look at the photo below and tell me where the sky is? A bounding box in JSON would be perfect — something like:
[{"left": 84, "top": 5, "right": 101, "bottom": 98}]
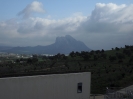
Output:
[{"left": 0, "top": 0, "right": 133, "bottom": 50}]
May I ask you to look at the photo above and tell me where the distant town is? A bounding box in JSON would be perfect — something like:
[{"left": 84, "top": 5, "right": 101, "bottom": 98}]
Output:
[{"left": 0, "top": 52, "right": 55, "bottom": 63}]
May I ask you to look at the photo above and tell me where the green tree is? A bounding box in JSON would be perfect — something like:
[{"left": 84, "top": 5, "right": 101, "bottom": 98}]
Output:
[{"left": 109, "top": 56, "right": 117, "bottom": 62}]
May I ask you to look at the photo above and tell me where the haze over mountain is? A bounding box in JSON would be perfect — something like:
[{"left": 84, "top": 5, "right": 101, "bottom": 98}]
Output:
[{"left": 0, "top": 35, "right": 91, "bottom": 55}]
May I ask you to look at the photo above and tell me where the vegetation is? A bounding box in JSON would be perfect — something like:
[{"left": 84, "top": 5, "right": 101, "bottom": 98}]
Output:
[{"left": 0, "top": 45, "right": 133, "bottom": 94}]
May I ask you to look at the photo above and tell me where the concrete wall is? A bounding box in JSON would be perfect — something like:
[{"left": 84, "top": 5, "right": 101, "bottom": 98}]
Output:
[{"left": 0, "top": 72, "right": 91, "bottom": 99}]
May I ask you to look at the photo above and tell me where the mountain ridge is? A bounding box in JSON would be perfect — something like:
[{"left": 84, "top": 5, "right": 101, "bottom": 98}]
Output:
[{"left": 0, "top": 35, "right": 91, "bottom": 54}]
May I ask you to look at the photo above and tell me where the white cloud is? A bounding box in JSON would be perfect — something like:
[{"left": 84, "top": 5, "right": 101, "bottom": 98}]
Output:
[
  {"left": 92, "top": 3, "right": 133, "bottom": 24},
  {"left": 18, "top": 1, "right": 44, "bottom": 18},
  {"left": 74, "top": 3, "right": 133, "bottom": 49},
  {"left": 80, "top": 3, "right": 133, "bottom": 34},
  {"left": 0, "top": 3, "right": 133, "bottom": 50},
  {"left": 17, "top": 14, "right": 87, "bottom": 35}
]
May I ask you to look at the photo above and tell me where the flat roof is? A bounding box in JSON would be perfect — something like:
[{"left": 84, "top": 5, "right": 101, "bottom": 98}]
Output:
[{"left": 0, "top": 70, "right": 90, "bottom": 78}]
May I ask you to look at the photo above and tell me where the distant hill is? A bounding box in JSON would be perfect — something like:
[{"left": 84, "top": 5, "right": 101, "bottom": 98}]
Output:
[
  {"left": 0, "top": 46, "right": 13, "bottom": 51},
  {"left": 1, "top": 35, "right": 91, "bottom": 54}
]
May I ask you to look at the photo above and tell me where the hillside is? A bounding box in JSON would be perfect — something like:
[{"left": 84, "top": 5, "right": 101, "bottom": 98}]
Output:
[{"left": 0, "top": 45, "right": 133, "bottom": 94}]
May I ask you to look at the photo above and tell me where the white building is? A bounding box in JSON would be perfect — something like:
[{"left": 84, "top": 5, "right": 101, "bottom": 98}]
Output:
[{"left": 0, "top": 72, "right": 91, "bottom": 99}]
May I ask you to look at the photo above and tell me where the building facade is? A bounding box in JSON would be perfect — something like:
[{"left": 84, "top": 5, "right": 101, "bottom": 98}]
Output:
[{"left": 0, "top": 72, "right": 91, "bottom": 99}]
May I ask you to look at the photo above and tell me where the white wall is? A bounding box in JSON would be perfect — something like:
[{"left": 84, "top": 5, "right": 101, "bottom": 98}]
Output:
[{"left": 0, "top": 72, "right": 91, "bottom": 99}]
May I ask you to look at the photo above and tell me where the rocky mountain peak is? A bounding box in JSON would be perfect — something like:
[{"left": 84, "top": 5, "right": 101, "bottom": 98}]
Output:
[
  {"left": 0, "top": 35, "right": 91, "bottom": 54},
  {"left": 55, "top": 35, "right": 77, "bottom": 44}
]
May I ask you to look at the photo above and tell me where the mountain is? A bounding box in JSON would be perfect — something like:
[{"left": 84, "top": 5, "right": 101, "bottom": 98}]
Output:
[
  {"left": 1, "top": 35, "right": 91, "bottom": 54},
  {"left": 0, "top": 46, "right": 13, "bottom": 51}
]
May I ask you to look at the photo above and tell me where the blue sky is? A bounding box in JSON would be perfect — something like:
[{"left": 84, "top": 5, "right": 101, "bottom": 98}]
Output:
[
  {"left": 0, "top": 0, "right": 131, "bottom": 20},
  {"left": 0, "top": 0, "right": 133, "bottom": 50}
]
